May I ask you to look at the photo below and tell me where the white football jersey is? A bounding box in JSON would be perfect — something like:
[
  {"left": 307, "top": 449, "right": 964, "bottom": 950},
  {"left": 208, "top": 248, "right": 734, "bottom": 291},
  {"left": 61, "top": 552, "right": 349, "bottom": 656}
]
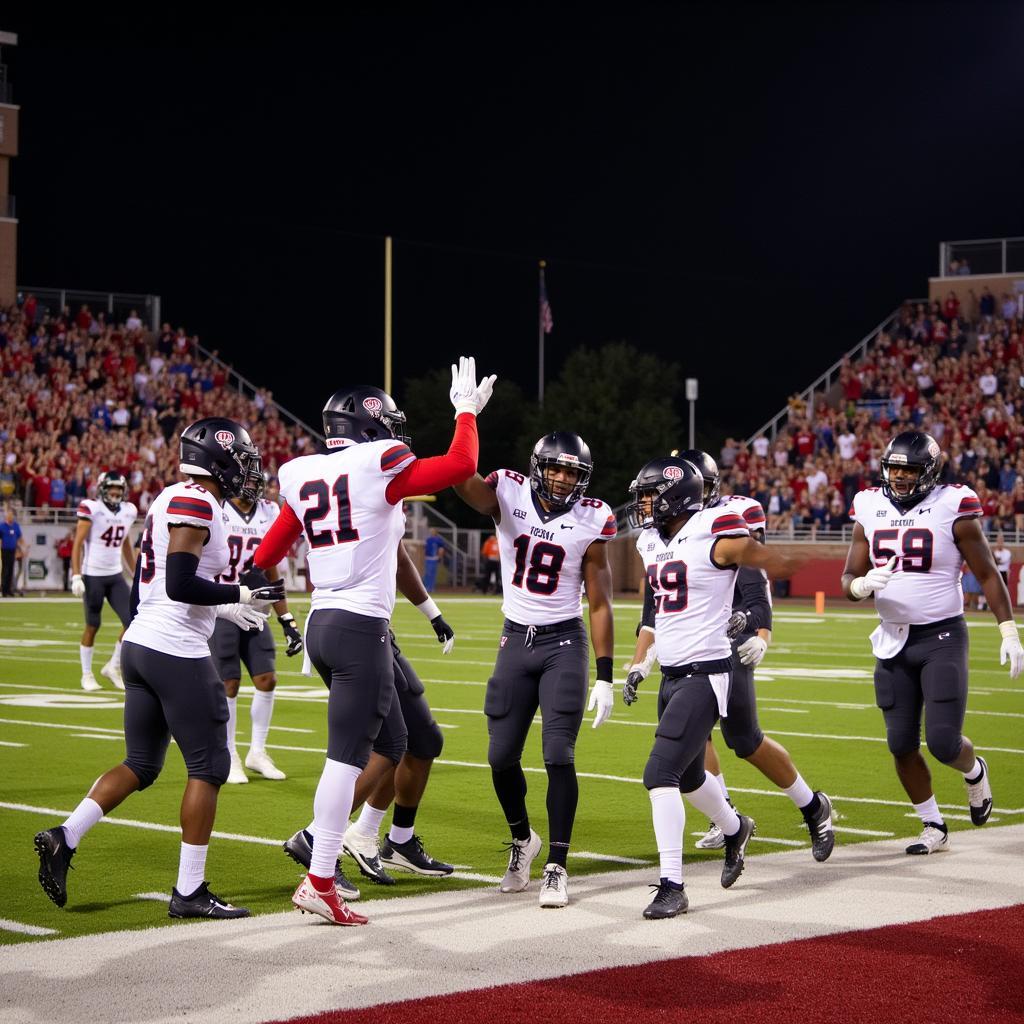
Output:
[
  {"left": 77, "top": 498, "right": 138, "bottom": 576},
  {"left": 718, "top": 493, "right": 767, "bottom": 534},
  {"left": 278, "top": 439, "right": 416, "bottom": 619},
  {"left": 123, "top": 482, "right": 229, "bottom": 658},
  {"left": 637, "top": 505, "right": 749, "bottom": 665},
  {"left": 487, "top": 469, "right": 616, "bottom": 626},
  {"left": 850, "top": 484, "right": 982, "bottom": 625},
  {"left": 215, "top": 498, "right": 280, "bottom": 584}
]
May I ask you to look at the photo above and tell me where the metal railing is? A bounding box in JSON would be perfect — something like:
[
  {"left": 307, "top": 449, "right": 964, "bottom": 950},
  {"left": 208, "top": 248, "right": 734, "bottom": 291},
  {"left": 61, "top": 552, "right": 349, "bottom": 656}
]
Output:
[
  {"left": 937, "top": 236, "right": 1024, "bottom": 277},
  {"left": 17, "top": 286, "right": 161, "bottom": 332}
]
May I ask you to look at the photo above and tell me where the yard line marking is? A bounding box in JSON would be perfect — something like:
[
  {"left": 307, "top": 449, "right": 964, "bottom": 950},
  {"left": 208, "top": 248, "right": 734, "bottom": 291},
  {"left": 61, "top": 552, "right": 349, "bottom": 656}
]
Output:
[
  {"left": 725, "top": 785, "right": 1024, "bottom": 817},
  {"left": 445, "top": 871, "right": 503, "bottom": 884},
  {"left": 904, "top": 812, "right": 1001, "bottom": 824},
  {"left": 0, "top": 717, "right": 122, "bottom": 734},
  {"left": 0, "top": 740, "right": 27, "bottom": 747},
  {"left": 831, "top": 826, "right": 895, "bottom": 837},
  {"left": 71, "top": 734, "right": 121, "bottom": 741},
  {"left": 570, "top": 851, "right": 651, "bottom": 865},
  {"left": 759, "top": 707, "right": 809, "bottom": 714},
  {"left": 135, "top": 892, "right": 173, "bottom": 902},
  {"left": 0, "top": 918, "right": 58, "bottom": 936}
]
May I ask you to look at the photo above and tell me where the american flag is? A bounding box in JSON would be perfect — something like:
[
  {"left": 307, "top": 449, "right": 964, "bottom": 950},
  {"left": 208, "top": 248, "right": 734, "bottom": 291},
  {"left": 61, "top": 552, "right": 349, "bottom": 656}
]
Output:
[{"left": 539, "top": 267, "right": 554, "bottom": 334}]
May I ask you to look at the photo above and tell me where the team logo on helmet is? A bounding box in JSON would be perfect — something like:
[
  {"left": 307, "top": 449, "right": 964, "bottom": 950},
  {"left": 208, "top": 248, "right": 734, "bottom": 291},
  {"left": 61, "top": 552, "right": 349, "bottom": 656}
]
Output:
[
  {"left": 362, "top": 397, "right": 383, "bottom": 415},
  {"left": 557, "top": 453, "right": 580, "bottom": 465},
  {"left": 927, "top": 440, "right": 941, "bottom": 458},
  {"left": 214, "top": 429, "right": 235, "bottom": 449},
  {"left": 663, "top": 465, "right": 684, "bottom": 480},
  {"left": 887, "top": 453, "right": 908, "bottom": 464}
]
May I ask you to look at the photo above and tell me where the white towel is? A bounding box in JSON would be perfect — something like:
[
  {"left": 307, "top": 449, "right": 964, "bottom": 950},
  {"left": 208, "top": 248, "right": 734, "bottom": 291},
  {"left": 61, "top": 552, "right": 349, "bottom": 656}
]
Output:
[
  {"left": 709, "top": 672, "right": 731, "bottom": 718},
  {"left": 870, "top": 621, "right": 909, "bottom": 659}
]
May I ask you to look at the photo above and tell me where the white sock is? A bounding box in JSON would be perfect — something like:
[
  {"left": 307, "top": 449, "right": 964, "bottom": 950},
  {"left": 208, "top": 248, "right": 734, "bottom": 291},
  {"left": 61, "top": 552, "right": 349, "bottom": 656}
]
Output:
[
  {"left": 62, "top": 796, "right": 104, "bottom": 849},
  {"left": 175, "top": 842, "right": 208, "bottom": 897},
  {"left": 782, "top": 773, "right": 814, "bottom": 809},
  {"left": 249, "top": 690, "right": 275, "bottom": 753},
  {"left": 649, "top": 787, "right": 684, "bottom": 884},
  {"left": 389, "top": 824, "right": 414, "bottom": 845},
  {"left": 111, "top": 640, "right": 122, "bottom": 665},
  {"left": 684, "top": 771, "right": 741, "bottom": 835},
  {"left": 225, "top": 696, "right": 238, "bottom": 757},
  {"left": 962, "top": 758, "right": 981, "bottom": 782},
  {"left": 354, "top": 802, "right": 387, "bottom": 838},
  {"left": 309, "top": 759, "right": 361, "bottom": 877},
  {"left": 713, "top": 772, "right": 729, "bottom": 801},
  {"left": 913, "top": 796, "right": 944, "bottom": 826},
  {"left": 80, "top": 645, "right": 94, "bottom": 674}
]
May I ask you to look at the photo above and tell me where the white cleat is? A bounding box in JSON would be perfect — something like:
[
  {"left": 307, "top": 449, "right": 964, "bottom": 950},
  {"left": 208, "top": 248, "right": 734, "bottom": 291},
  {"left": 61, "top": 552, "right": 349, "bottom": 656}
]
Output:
[
  {"left": 80, "top": 672, "right": 101, "bottom": 692},
  {"left": 244, "top": 748, "right": 286, "bottom": 781},
  {"left": 226, "top": 753, "right": 248, "bottom": 785},
  {"left": 538, "top": 863, "right": 569, "bottom": 908},
  {"left": 906, "top": 822, "right": 950, "bottom": 855},
  {"left": 100, "top": 660, "right": 124, "bottom": 691},
  {"left": 500, "top": 829, "right": 542, "bottom": 893},
  {"left": 695, "top": 823, "right": 726, "bottom": 850}
]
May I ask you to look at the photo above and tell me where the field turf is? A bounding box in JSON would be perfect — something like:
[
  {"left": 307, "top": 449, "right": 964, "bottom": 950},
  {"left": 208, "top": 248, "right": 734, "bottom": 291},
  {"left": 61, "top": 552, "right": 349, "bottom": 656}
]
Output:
[{"left": 0, "top": 595, "right": 1021, "bottom": 945}]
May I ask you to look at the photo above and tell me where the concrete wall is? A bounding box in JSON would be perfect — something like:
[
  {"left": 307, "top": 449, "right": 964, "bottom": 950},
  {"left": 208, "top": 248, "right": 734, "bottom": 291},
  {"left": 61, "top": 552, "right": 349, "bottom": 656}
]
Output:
[{"left": 929, "top": 273, "right": 1024, "bottom": 319}]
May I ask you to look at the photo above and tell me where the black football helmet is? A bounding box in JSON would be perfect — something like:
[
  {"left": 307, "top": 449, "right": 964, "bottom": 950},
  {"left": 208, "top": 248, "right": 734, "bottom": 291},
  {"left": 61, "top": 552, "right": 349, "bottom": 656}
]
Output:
[
  {"left": 881, "top": 430, "right": 942, "bottom": 511},
  {"left": 97, "top": 471, "right": 127, "bottom": 512},
  {"left": 179, "top": 418, "right": 261, "bottom": 500},
  {"left": 322, "top": 386, "right": 409, "bottom": 447},
  {"left": 676, "top": 449, "right": 721, "bottom": 507},
  {"left": 626, "top": 456, "right": 704, "bottom": 531},
  {"left": 530, "top": 431, "right": 593, "bottom": 509}
]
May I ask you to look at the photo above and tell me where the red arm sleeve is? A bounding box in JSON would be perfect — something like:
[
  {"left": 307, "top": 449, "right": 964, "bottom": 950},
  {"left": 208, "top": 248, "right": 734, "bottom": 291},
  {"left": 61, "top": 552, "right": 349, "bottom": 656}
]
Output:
[
  {"left": 254, "top": 503, "right": 303, "bottom": 569},
  {"left": 385, "top": 413, "right": 478, "bottom": 504}
]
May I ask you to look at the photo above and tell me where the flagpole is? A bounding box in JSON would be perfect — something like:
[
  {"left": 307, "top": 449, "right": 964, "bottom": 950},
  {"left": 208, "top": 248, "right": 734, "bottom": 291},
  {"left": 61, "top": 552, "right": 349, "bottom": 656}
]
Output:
[
  {"left": 538, "top": 259, "right": 546, "bottom": 405},
  {"left": 384, "top": 235, "right": 393, "bottom": 394}
]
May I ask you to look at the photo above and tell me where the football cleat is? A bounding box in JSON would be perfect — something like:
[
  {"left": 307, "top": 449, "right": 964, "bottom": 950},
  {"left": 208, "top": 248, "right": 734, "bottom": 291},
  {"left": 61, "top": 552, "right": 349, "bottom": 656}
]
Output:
[
  {"left": 100, "top": 659, "right": 124, "bottom": 690},
  {"left": 292, "top": 875, "right": 367, "bottom": 926},
  {"left": 168, "top": 881, "right": 250, "bottom": 919},
  {"left": 643, "top": 880, "right": 688, "bottom": 920},
  {"left": 380, "top": 834, "right": 454, "bottom": 876},
  {"left": 538, "top": 863, "right": 569, "bottom": 908},
  {"left": 343, "top": 824, "right": 395, "bottom": 886},
  {"left": 226, "top": 753, "right": 248, "bottom": 785},
  {"left": 721, "top": 814, "right": 756, "bottom": 888},
  {"left": 499, "top": 829, "right": 542, "bottom": 893},
  {"left": 695, "top": 823, "right": 726, "bottom": 850},
  {"left": 80, "top": 671, "right": 101, "bottom": 692},
  {"left": 282, "top": 829, "right": 360, "bottom": 900},
  {"left": 906, "top": 822, "right": 950, "bottom": 855},
  {"left": 804, "top": 792, "right": 836, "bottom": 862},
  {"left": 34, "top": 826, "right": 75, "bottom": 908},
  {"left": 244, "top": 749, "right": 286, "bottom": 781},
  {"left": 965, "top": 757, "right": 992, "bottom": 826}
]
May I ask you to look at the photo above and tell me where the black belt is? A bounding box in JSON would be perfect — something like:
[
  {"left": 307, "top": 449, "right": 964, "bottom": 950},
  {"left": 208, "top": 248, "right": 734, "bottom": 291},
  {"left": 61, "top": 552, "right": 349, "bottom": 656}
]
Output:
[
  {"left": 907, "top": 614, "right": 964, "bottom": 636},
  {"left": 662, "top": 657, "right": 734, "bottom": 679},
  {"left": 503, "top": 618, "right": 582, "bottom": 636}
]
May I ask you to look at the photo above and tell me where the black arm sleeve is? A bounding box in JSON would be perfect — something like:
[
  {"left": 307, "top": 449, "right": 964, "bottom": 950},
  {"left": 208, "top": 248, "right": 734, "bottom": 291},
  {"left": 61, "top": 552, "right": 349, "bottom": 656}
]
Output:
[
  {"left": 165, "top": 551, "right": 241, "bottom": 606},
  {"left": 733, "top": 567, "right": 772, "bottom": 634},
  {"left": 638, "top": 578, "right": 656, "bottom": 633}
]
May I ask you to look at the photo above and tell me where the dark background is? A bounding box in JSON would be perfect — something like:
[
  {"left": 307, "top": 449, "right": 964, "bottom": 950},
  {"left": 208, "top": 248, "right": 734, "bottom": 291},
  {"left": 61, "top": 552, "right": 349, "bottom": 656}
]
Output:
[{"left": 7, "top": 5, "right": 1024, "bottom": 445}]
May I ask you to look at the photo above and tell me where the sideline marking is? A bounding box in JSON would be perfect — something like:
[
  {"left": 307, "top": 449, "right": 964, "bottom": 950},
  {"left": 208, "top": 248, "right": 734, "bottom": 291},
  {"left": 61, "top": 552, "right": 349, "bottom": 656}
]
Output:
[
  {"left": 571, "top": 851, "right": 651, "bottom": 865},
  {"left": 0, "top": 740, "right": 27, "bottom": 747},
  {"left": 0, "top": 918, "right": 58, "bottom": 936},
  {"left": 135, "top": 892, "right": 173, "bottom": 902}
]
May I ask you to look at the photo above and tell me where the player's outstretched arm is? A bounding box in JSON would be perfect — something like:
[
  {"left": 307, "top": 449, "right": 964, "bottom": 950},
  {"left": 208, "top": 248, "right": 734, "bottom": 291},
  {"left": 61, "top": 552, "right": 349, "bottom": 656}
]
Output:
[
  {"left": 397, "top": 540, "right": 455, "bottom": 653},
  {"left": 453, "top": 474, "right": 500, "bottom": 520},
  {"left": 714, "top": 534, "right": 807, "bottom": 577},
  {"left": 583, "top": 541, "right": 615, "bottom": 727}
]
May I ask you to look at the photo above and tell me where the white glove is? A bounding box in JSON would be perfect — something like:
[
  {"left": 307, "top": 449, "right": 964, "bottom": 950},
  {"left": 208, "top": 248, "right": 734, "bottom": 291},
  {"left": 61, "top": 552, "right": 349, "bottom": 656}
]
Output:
[
  {"left": 216, "top": 604, "right": 269, "bottom": 631},
  {"left": 999, "top": 621, "right": 1023, "bottom": 680},
  {"left": 737, "top": 635, "right": 768, "bottom": 667},
  {"left": 587, "top": 679, "right": 614, "bottom": 728},
  {"left": 850, "top": 555, "right": 898, "bottom": 600},
  {"left": 71, "top": 574, "right": 86, "bottom": 598},
  {"left": 449, "top": 355, "right": 497, "bottom": 418}
]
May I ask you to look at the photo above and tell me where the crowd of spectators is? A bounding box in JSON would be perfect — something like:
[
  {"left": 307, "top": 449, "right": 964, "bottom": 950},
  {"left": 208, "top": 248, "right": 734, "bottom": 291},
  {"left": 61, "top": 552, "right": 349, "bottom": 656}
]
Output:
[
  {"left": 0, "top": 297, "right": 316, "bottom": 515},
  {"left": 718, "top": 295, "right": 1024, "bottom": 537}
]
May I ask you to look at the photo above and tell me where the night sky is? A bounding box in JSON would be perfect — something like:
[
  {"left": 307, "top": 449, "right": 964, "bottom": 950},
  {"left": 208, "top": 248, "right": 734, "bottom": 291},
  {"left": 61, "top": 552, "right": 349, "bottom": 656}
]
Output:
[{"left": 7, "top": 5, "right": 1024, "bottom": 442}]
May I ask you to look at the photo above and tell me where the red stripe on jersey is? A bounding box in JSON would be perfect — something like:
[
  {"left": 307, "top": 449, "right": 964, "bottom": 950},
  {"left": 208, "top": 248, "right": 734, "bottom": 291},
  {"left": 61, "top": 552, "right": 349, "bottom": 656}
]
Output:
[
  {"left": 957, "top": 497, "right": 982, "bottom": 514},
  {"left": 485, "top": 471, "right": 500, "bottom": 490},
  {"left": 77, "top": 503, "right": 92, "bottom": 517},
  {"left": 742, "top": 506, "right": 766, "bottom": 524},
  {"left": 601, "top": 515, "right": 617, "bottom": 537},
  {"left": 712, "top": 514, "right": 747, "bottom": 534},
  {"left": 381, "top": 444, "right": 414, "bottom": 470},
  {"left": 168, "top": 497, "right": 213, "bottom": 521}
]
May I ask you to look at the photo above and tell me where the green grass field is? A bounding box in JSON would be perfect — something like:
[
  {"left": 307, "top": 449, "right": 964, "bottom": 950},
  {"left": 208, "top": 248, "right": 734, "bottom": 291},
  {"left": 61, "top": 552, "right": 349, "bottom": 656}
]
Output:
[{"left": 1, "top": 595, "right": 1021, "bottom": 946}]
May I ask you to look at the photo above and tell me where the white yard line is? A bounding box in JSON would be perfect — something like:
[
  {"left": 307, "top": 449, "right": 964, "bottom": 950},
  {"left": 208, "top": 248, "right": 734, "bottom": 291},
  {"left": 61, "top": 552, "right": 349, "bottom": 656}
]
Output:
[{"left": 0, "top": 917, "right": 58, "bottom": 936}]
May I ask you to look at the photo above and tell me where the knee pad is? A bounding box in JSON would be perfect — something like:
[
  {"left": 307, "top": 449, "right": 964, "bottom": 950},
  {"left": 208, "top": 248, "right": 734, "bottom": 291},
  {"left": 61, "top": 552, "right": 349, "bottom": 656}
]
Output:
[
  {"left": 886, "top": 727, "right": 921, "bottom": 759},
  {"left": 407, "top": 721, "right": 444, "bottom": 761},
  {"left": 541, "top": 730, "right": 576, "bottom": 766},
  {"left": 643, "top": 754, "right": 680, "bottom": 791},
  {"left": 373, "top": 731, "right": 408, "bottom": 766},
  {"left": 679, "top": 757, "right": 707, "bottom": 793},
  {"left": 123, "top": 757, "right": 162, "bottom": 791},
  {"left": 202, "top": 746, "right": 232, "bottom": 787},
  {"left": 732, "top": 728, "right": 764, "bottom": 760},
  {"left": 925, "top": 727, "right": 963, "bottom": 766}
]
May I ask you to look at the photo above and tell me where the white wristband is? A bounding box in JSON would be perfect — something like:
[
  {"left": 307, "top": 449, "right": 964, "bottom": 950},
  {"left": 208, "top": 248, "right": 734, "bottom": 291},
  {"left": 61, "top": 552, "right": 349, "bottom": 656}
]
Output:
[
  {"left": 415, "top": 596, "right": 441, "bottom": 621},
  {"left": 998, "top": 621, "right": 1020, "bottom": 641}
]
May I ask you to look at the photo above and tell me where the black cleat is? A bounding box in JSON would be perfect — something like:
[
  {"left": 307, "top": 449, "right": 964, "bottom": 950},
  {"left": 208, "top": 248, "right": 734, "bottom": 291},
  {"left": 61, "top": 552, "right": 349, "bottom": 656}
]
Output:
[
  {"left": 721, "top": 814, "right": 756, "bottom": 888},
  {"left": 380, "top": 834, "right": 454, "bottom": 876},
  {"left": 643, "top": 880, "right": 688, "bottom": 919},
  {"left": 804, "top": 792, "right": 836, "bottom": 863},
  {"left": 282, "top": 829, "right": 361, "bottom": 901},
  {"left": 34, "top": 826, "right": 75, "bottom": 908},
  {"left": 168, "top": 881, "right": 250, "bottom": 919},
  {"left": 965, "top": 756, "right": 993, "bottom": 826}
]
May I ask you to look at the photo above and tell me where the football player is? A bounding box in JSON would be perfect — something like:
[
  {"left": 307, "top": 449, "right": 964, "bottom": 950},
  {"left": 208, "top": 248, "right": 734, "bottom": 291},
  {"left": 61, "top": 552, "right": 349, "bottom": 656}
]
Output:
[
  {"left": 623, "top": 456, "right": 805, "bottom": 919},
  {"left": 843, "top": 431, "right": 1023, "bottom": 854},
  {"left": 211, "top": 469, "right": 303, "bottom": 784},
  {"left": 667, "top": 451, "right": 834, "bottom": 862},
  {"left": 253, "top": 357, "right": 495, "bottom": 926},
  {"left": 71, "top": 471, "right": 137, "bottom": 691},
  {"left": 453, "top": 431, "right": 616, "bottom": 909},
  {"left": 34, "top": 418, "right": 283, "bottom": 918}
]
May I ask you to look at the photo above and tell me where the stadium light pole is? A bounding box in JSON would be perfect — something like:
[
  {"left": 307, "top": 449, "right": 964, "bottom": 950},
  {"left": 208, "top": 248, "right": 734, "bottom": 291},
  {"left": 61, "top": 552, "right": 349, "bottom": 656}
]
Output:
[
  {"left": 384, "top": 235, "right": 393, "bottom": 394},
  {"left": 686, "top": 377, "right": 698, "bottom": 450}
]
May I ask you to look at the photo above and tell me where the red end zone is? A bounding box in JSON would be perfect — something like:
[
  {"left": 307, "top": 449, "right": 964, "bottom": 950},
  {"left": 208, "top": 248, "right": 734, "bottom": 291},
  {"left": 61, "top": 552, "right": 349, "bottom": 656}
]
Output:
[{"left": 277, "top": 903, "right": 1024, "bottom": 1024}]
